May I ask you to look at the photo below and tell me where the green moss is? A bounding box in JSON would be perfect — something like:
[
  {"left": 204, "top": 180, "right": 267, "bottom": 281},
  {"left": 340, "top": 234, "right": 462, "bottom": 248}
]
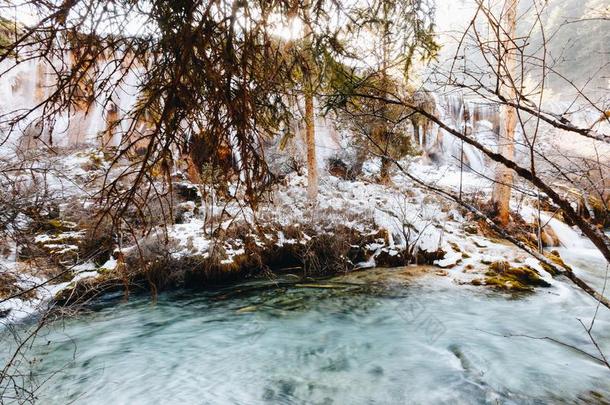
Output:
[
  {"left": 540, "top": 262, "right": 557, "bottom": 276},
  {"left": 97, "top": 267, "right": 115, "bottom": 276},
  {"left": 47, "top": 219, "right": 65, "bottom": 229},
  {"left": 517, "top": 235, "right": 538, "bottom": 250},
  {"left": 488, "top": 260, "right": 510, "bottom": 273},
  {"left": 538, "top": 250, "right": 572, "bottom": 276},
  {"left": 547, "top": 250, "right": 571, "bottom": 270},
  {"left": 90, "top": 153, "right": 104, "bottom": 168},
  {"left": 44, "top": 219, "right": 77, "bottom": 232},
  {"left": 0, "top": 17, "right": 20, "bottom": 55},
  {"left": 474, "top": 261, "right": 551, "bottom": 291}
]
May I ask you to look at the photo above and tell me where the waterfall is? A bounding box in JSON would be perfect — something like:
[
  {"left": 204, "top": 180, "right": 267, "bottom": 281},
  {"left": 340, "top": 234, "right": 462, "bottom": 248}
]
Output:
[
  {"left": 2, "top": 55, "right": 606, "bottom": 183},
  {"left": 544, "top": 215, "right": 593, "bottom": 250},
  {"left": 520, "top": 206, "right": 595, "bottom": 250},
  {"left": 421, "top": 94, "right": 499, "bottom": 175},
  {"left": 0, "top": 58, "right": 44, "bottom": 152},
  {"left": 0, "top": 54, "right": 142, "bottom": 154}
]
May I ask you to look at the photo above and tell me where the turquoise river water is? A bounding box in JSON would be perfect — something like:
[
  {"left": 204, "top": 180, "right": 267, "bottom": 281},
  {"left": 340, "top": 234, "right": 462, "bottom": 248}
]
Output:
[{"left": 2, "top": 258, "right": 610, "bottom": 404}]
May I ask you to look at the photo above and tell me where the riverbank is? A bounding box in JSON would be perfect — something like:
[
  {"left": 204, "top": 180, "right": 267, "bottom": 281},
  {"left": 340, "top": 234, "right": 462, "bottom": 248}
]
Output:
[
  {"left": 3, "top": 265, "right": 609, "bottom": 404},
  {"left": 0, "top": 147, "right": 593, "bottom": 323}
]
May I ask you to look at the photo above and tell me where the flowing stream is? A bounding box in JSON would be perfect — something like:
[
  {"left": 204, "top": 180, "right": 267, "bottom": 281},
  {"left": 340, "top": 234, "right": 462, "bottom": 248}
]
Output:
[{"left": 2, "top": 261, "right": 610, "bottom": 404}]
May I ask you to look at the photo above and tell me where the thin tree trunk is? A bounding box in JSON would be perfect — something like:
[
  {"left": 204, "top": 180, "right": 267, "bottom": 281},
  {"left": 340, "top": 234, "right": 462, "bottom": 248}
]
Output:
[
  {"left": 305, "top": 91, "right": 318, "bottom": 200},
  {"left": 303, "top": 1, "right": 317, "bottom": 202},
  {"left": 350, "top": 143, "right": 368, "bottom": 178},
  {"left": 491, "top": 0, "right": 518, "bottom": 226},
  {"left": 103, "top": 103, "right": 119, "bottom": 148},
  {"left": 380, "top": 156, "right": 392, "bottom": 184},
  {"left": 378, "top": 2, "right": 392, "bottom": 185},
  {"left": 35, "top": 62, "right": 46, "bottom": 103}
]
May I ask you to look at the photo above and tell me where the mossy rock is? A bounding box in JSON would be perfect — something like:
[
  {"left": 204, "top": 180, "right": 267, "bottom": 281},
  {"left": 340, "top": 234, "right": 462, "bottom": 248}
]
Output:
[
  {"left": 584, "top": 195, "right": 610, "bottom": 228},
  {"left": 540, "top": 250, "right": 572, "bottom": 276},
  {"left": 539, "top": 262, "right": 557, "bottom": 276},
  {"left": 488, "top": 260, "right": 510, "bottom": 273},
  {"left": 42, "top": 219, "right": 77, "bottom": 232},
  {"left": 449, "top": 241, "right": 461, "bottom": 252},
  {"left": 474, "top": 260, "right": 551, "bottom": 291},
  {"left": 463, "top": 264, "right": 476, "bottom": 273},
  {"left": 464, "top": 225, "right": 478, "bottom": 235},
  {"left": 97, "top": 266, "right": 116, "bottom": 276},
  {"left": 516, "top": 235, "right": 538, "bottom": 251},
  {"left": 546, "top": 250, "right": 571, "bottom": 270}
]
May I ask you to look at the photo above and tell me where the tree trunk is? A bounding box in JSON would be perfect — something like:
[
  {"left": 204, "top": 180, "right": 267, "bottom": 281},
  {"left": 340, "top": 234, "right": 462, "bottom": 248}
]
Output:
[
  {"left": 380, "top": 156, "right": 392, "bottom": 184},
  {"left": 305, "top": 91, "right": 318, "bottom": 201},
  {"left": 303, "top": 1, "right": 318, "bottom": 202},
  {"left": 350, "top": 142, "right": 368, "bottom": 178},
  {"left": 378, "top": 3, "right": 392, "bottom": 185},
  {"left": 491, "top": 0, "right": 518, "bottom": 226},
  {"left": 103, "top": 103, "right": 119, "bottom": 148}
]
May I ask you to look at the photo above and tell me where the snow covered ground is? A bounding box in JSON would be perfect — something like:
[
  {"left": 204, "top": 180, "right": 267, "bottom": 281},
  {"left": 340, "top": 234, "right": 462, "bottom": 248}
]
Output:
[{"left": 0, "top": 146, "right": 601, "bottom": 324}]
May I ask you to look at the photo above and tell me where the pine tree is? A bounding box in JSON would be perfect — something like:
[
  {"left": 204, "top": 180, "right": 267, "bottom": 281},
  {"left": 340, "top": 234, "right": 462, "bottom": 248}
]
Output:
[
  {"left": 491, "top": 0, "right": 519, "bottom": 226},
  {"left": 325, "top": 0, "right": 438, "bottom": 181}
]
